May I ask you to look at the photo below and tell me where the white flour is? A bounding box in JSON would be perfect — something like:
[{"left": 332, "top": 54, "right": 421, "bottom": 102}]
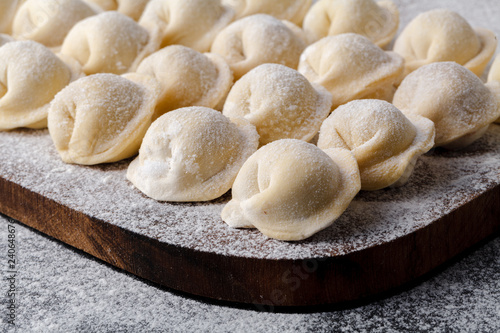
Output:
[{"left": 0, "top": 124, "right": 498, "bottom": 260}]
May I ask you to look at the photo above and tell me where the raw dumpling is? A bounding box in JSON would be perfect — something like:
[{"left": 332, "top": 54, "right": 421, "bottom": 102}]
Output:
[
  {"left": 486, "top": 55, "right": 500, "bottom": 124},
  {"left": 60, "top": 11, "right": 152, "bottom": 75},
  {"left": 127, "top": 107, "right": 259, "bottom": 202},
  {"left": 12, "top": 0, "right": 98, "bottom": 49},
  {"left": 221, "top": 139, "right": 361, "bottom": 241},
  {"left": 222, "top": 0, "right": 312, "bottom": 25},
  {"left": 223, "top": 64, "right": 332, "bottom": 146},
  {"left": 317, "top": 100, "right": 435, "bottom": 190},
  {"left": 298, "top": 33, "right": 404, "bottom": 110},
  {"left": 139, "top": 0, "right": 234, "bottom": 53},
  {"left": 393, "top": 62, "right": 500, "bottom": 149},
  {"left": 0, "top": 41, "right": 76, "bottom": 130},
  {"left": 487, "top": 55, "right": 500, "bottom": 83},
  {"left": 393, "top": 9, "right": 497, "bottom": 77},
  {"left": 48, "top": 73, "right": 159, "bottom": 165},
  {"left": 303, "top": 0, "right": 399, "bottom": 48},
  {"left": 83, "top": 0, "right": 149, "bottom": 21},
  {"left": 0, "top": 0, "right": 24, "bottom": 34},
  {"left": 211, "top": 14, "right": 307, "bottom": 80},
  {"left": 136, "top": 45, "right": 233, "bottom": 119}
]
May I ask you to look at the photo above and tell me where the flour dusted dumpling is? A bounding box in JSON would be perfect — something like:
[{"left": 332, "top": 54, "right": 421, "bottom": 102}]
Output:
[
  {"left": 393, "top": 9, "right": 497, "bottom": 77},
  {"left": 84, "top": 0, "right": 149, "bottom": 21},
  {"left": 0, "top": 0, "right": 24, "bottom": 34},
  {"left": 60, "top": 11, "right": 152, "bottom": 75},
  {"left": 318, "top": 100, "right": 435, "bottom": 190},
  {"left": 136, "top": 45, "right": 233, "bottom": 119},
  {"left": 486, "top": 55, "right": 500, "bottom": 124},
  {"left": 139, "top": 0, "right": 234, "bottom": 53},
  {"left": 222, "top": 0, "right": 312, "bottom": 25},
  {"left": 0, "top": 41, "right": 76, "bottom": 131},
  {"left": 222, "top": 139, "right": 360, "bottom": 241},
  {"left": 12, "top": 0, "right": 98, "bottom": 49},
  {"left": 298, "top": 33, "right": 404, "bottom": 110},
  {"left": 211, "top": 14, "right": 307, "bottom": 80},
  {"left": 223, "top": 64, "right": 332, "bottom": 146},
  {"left": 303, "top": 0, "right": 399, "bottom": 48},
  {"left": 127, "top": 107, "right": 259, "bottom": 202},
  {"left": 48, "top": 73, "right": 159, "bottom": 165},
  {"left": 393, "top": 62, "right": 500, "bottom": 149}
]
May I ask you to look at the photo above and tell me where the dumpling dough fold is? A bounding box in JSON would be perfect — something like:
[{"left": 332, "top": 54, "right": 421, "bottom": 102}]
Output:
[
  {"left": 211, "top": 14, "right": 307, "bottom": 80},
  {"left": 48, "top": 73, "right": 159, "bottom": 164},
  {"left": 222, "top": 0, "right": 312, "bottom": 26},
  {"left": 12, "top": 0, "right": 98, "bottom": 48},
  {"left": 303, "top": 0, "right": 399, "bottom": 48},
  {"left": 0, "top": 41, "right": 76, "bottom": 130},
  {"left": 222, "top": 139, "right": 361, "bottom": 241},
  {"left": 139, "top": 0, "right": 234, "bottom": 53},
  {"left": 393, "top": 9, "right": 497, "bottom": 77},
  {"left": 298, "top": 33, "right": 404, "bottom": 110},
  {"left": 84, "top": 0, "right": 149, "bottom": 21},
  {"left": 223, "top": 64, "right": 332, "bottom": 146},
  {"left": 60, "top": 11, "right": 153, "bottom": 75},
  {"left": 136, "top": 45, "right": 233, "bottom": 119},
  {"left": 127, "top": 107, "right": 259, "bottom": 202},
  {"left": 317, "top": 99, "right": 435, "bottom": 190},
  {"left": 393, "top": 62, "right": 500, "bottom": 149}
]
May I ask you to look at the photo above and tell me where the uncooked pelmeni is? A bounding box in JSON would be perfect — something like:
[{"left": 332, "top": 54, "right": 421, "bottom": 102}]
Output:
[
  {"left": 211, "top": 14, "right": 307, "bottom": 80},
  {"left": 48, "top": 73, "right": 159, "bottom": 165},
  {"left": 0, "top": 41, "right": 76, "bottom": 131},
  {"left": 84, "top": 0, "right": 149, "bottom": 21},
  {"left": 393, "top": 62, "right": 500, "bottom": 149},
  {"left": 393, "top": 9, "right": 497, "bottom": 77},
  {"left": 221, "top": 139, "right": 361, "bottom": 241},
  {"left": 12, "top": 0, "right": 98, "bottom": 48},
  {"left": 60, "top": 11, "right": 152, "bottom": 75},
  {"left": 223, "top": 64, "right": 332, "bottom": 146},
  {"left": 127, "top": 107, "right": 259, "bottom": 202},
  {"left": 486, "top": 55, "right": 500, "bottom": 124},
  {"left": 303, "top": 0, "right": 399, "bottom": 48},
  {"left": 317, "top": 100, "right": 435, "bottom": 191},
  {"left": 139, "top": 0, "right": 234, "bottom": 53},
  {"left": 298, "top": 33, "right": 404, "bottom": 110},
  {"left": 222, "top": 0, "right": 312, "bottom": 25},
  {"left": 0, "top": 0, "right": 24, "bottom": 34},
  {"left": 487, "top": 55, "right": 500, "bottom": 84},
  {"left": 136, "top": 45, "right": 233, "bottom": 119}
]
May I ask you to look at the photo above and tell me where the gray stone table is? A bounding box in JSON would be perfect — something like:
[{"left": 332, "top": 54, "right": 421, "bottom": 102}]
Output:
[{"left": 1, "top": 0, "right": 500, "bottom": 332}]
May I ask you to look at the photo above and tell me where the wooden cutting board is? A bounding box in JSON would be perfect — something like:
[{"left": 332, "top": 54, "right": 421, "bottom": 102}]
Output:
[{"left": 0, "top": 126, "right": 499, "bottom": 308}]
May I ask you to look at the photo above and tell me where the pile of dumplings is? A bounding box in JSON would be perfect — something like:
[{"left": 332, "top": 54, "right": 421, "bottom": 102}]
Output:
[{"left": 1, "top": 0, "right": 500, "bottom": 241}]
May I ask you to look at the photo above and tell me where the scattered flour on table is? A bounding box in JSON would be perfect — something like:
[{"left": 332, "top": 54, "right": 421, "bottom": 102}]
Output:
[
  {"left": 0, "top": 124, "right": 499, "bottom": 260},
  {"left": 1, "top": 0, "right": 500, "bottom": 261},
  {"left": 1, "top": 1, "right": 499, "bottom": 332}
]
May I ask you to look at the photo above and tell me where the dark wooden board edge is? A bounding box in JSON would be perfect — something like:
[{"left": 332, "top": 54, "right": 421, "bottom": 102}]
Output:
[{"left": 0, "top": 175, "right": 499, "bottom": 307}]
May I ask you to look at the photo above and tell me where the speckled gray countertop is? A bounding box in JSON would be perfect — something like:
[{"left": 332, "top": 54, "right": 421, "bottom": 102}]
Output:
[
  {"left": 0, "top": 214, "right": 498, "bottom": 332},
  {"left": 1, "top": 0, "right": 500, "bottom": 332}
]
